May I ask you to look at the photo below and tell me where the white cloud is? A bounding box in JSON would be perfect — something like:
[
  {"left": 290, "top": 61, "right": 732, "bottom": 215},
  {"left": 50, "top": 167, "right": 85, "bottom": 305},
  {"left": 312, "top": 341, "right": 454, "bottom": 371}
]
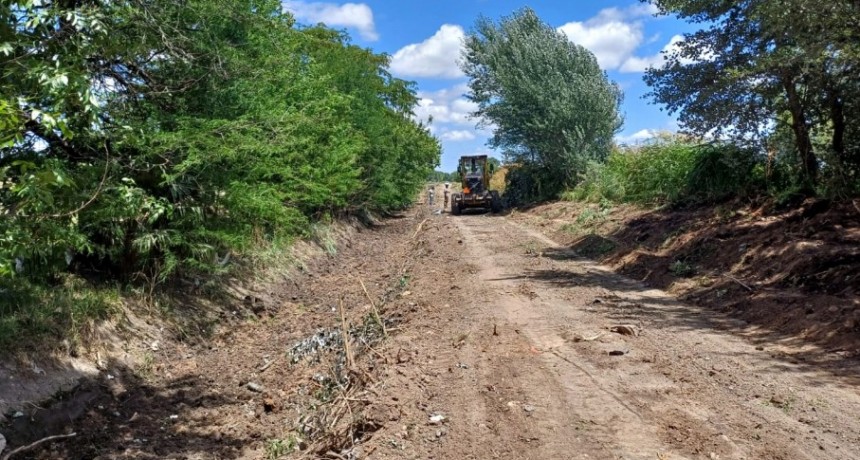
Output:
[
  {"left": 615, "top": 129, "right": 658, "bottom": 144},
  {"left": 283, "top": 1, "right": 378, "bottom": 41},
  {"left": 439, "top": 130, "right": 476, "bottom": 141},
  {"left": 558, "top": 4, "right": 657, "bottom": 71},
  {"left": 413, "top": 83, "right": 475, "bottom": 126},
  {"left": 559, "top": 21, "right": 642, "bottom": 69},
  {"left": 620, "top": 35, "right": 688, "bottom": 73},
  {"left": 390, "top": 24, "right": 465, "bottom": 78}
]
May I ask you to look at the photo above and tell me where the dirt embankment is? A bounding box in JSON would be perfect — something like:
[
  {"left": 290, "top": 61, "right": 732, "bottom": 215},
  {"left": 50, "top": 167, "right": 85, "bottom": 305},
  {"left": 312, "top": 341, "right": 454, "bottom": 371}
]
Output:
[
  {"left": 0, "top": 207, "right": 456, "bottom": 459},
  {"left": 509, "top": 198, "right": 860, "bottom": 354}
]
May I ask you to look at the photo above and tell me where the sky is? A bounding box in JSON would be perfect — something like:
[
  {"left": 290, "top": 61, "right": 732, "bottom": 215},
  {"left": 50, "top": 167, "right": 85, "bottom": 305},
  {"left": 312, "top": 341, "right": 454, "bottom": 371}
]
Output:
[{"left": 282, "top": 1, "right": 700, "bottom": 172}]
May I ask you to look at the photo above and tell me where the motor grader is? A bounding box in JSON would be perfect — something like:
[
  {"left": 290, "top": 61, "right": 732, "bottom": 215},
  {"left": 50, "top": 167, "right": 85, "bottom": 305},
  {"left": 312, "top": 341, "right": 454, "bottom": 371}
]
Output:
[{"left": 451, "top": 155, "right": 502, "bottom": 215}]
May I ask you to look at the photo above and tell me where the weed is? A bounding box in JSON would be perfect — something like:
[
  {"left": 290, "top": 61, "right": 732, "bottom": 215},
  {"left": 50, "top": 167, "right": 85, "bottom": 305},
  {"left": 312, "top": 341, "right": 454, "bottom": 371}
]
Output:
[
  {"left": 562, "top": 201, "right": 613, "bottom": 236},
  {"left": 399, "top": 274, "right": 411, "bottom": 289},
  {"left": 137, "top": 352, "right": 155, "bottom": 380},
  {"left": 669, "top": 260, "right": 695, "bottom": 277},
  {"left": 265, "top": 436, "right": 299, "bottom": 459},
  {"left": 575, "top": 237, "right": 616, "bottom": 258},
  {"left": 521, "top": 241, "right": 541, "bottom": 254},
  {"left": 714, "top": 205, "right": 736, "bottom": 222},
  {"left": 763, "top": 396, "right": 795, "bottom": 413},
  {"left": 312, "top": 376, "right": 338, "bottom": 403},
  {"left": 560, "top": 222, "right": 583, "bottom": 236},
  {"left": 311, "top": 223, "right": 338, "bottom": 256},
  {"left": 695, "top": 276, "right": 715, "bottom": 287},
  {"left": 566, "top": 135, "right": 767, "bottom": 206}
]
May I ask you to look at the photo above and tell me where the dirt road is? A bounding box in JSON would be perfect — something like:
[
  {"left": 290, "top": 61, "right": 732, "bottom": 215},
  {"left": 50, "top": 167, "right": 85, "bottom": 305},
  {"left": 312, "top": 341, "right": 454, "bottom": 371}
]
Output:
[
  {"left": 367, "top": 211, "right": 860, "bottom": 460},
  {"left": 6, "top": 208, "right": 860, "bottom": 459}
]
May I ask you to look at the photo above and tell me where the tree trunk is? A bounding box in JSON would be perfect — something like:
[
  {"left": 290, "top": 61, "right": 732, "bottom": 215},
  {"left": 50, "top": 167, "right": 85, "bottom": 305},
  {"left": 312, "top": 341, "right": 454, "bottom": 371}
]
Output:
[
  {"left": 828, "top": 87, "right": 846, "bottom": 161},
  {"left": 781, "top": 74, "right": 818, "bottom": 183}
]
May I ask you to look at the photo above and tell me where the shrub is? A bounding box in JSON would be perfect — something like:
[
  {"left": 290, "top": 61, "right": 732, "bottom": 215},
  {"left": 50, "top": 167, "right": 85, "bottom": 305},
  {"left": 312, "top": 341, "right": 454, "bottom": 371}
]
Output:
[{"left": 567, "top": 135, "right": 765, "bottom": 205}]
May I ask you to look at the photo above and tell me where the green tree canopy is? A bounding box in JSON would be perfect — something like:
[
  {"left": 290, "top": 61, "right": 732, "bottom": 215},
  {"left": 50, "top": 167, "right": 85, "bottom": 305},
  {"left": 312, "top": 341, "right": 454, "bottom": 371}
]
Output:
[
  {"left": 461, "top": 8, "right": 623, "bottom": 199},
  {"left": 645, "top": 0, "right": 860, "bottom": 190},
  {"left": 0, "top": 0, "right": 440, "bottom": 288}
]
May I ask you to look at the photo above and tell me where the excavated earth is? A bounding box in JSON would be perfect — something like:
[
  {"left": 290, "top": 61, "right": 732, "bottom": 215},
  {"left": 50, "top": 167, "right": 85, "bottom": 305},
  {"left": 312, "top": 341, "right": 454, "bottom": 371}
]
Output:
[{"left": 2, "top": 196, "right": 860, "bottom": 460}]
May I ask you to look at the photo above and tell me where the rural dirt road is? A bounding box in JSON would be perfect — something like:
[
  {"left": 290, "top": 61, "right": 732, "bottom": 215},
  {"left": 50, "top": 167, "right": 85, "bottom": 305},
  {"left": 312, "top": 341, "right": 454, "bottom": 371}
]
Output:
[
  {"left": 6, "top": 206, "right": 860, "bottom": 460},
  {"left": 364, "top": 210, "right": 860, "bottom": 460}
]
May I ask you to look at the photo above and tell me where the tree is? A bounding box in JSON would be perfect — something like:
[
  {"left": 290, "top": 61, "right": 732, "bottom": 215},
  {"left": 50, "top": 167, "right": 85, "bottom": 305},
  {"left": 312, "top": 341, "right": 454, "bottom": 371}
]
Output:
[
  {"left": 644, "top": 0, "right": 860, "bottom": 189},
  {"left": 461, "top": 8, "right": 623, "bottom": 199},
  {"left": 0, "top": 0, "right": 439, "bottom": 288}
]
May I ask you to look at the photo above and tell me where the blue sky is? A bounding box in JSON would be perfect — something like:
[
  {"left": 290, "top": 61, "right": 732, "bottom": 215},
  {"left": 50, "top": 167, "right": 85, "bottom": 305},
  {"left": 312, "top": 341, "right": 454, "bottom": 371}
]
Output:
[{"left": 282, "top": 1, "right": 699, "bottom": 172}]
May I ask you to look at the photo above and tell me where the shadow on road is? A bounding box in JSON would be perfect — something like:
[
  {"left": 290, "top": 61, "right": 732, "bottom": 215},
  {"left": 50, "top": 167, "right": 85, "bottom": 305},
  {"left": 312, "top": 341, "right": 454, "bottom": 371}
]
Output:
[{"left": 488, "top": 244, "right": 860, "bottom": 390}]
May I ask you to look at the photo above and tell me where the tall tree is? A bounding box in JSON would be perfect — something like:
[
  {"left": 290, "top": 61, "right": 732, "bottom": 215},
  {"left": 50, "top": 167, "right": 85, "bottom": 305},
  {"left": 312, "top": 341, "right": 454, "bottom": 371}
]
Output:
[
  {"left": 1, "top": 0, "right": 439, "bottom": 284},
  {"left": 461, "top": 8, "right": 623, "bottom": 198},
  {"left": 644, "top": 0, "right": 860, "bottom": 187}
]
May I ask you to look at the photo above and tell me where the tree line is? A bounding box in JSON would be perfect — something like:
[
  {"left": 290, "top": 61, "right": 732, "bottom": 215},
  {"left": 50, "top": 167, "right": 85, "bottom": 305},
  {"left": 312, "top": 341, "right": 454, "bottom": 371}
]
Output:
[
  {"left": 461, "top": 3, "right": 860, "bottom": 203},
  {"left": 0, "top": 1, "right": 439, "bottom": 298}
]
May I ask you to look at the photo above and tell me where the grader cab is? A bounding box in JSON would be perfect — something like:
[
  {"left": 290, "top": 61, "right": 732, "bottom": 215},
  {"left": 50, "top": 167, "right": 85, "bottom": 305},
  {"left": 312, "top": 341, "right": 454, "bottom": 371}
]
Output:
[{"left": 451, "top": 155, "right": 502, "bottom": 215}]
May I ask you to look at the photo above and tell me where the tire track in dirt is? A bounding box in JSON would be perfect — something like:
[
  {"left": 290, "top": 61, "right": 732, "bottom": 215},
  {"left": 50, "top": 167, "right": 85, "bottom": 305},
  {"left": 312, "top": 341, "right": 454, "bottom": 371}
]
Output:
[
  {"left": 447, "top": 213, "right": 860, "bottom": 460},
  {"left": 455, "top": 215, "right": 684, "bottom": 460}
]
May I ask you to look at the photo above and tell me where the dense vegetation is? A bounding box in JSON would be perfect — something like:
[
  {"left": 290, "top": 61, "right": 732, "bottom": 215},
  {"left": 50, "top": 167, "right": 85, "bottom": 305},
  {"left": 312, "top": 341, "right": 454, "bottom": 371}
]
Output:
[
  {"left": 645, "top": 0, "right": 860, "bottom": 196},
  {"left": 567, "top": 135, "right": 768, "bottom": 205},
  {"left": 0, "top": 0, "right": 439, "bottom": 344},
  {"left": 461, "top": 8, "right": 623, "bottom": 202},
  {"left": 570, "top": 0, "right": 860, "bottom": 207},
  {"left": 464, "top": 2, "right": 860, "bottom": 206}
]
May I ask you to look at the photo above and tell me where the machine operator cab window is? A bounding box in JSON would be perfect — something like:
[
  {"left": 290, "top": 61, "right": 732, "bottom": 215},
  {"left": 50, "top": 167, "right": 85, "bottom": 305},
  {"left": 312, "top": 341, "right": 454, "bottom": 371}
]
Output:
[{"left": 466, "top": 158, "right": 483, "bottom": 175}]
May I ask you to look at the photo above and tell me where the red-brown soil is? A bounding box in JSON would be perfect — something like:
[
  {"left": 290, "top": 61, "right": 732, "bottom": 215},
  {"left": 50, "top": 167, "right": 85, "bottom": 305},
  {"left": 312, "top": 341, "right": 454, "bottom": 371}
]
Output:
[{"left": 510, "top": 198, "right": 860, "bottom": 355}]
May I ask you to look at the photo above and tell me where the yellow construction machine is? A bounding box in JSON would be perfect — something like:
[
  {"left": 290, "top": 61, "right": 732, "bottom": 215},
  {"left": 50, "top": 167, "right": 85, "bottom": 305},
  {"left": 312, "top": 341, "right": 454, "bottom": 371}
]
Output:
[{"left": 451, "top": 155, "right": 502, "bottom": 215}]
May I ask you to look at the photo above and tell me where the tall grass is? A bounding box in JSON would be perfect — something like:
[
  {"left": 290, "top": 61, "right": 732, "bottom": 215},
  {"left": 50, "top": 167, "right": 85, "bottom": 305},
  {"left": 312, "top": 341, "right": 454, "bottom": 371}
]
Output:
[{"left": 564, "top": 136, "right": 762, "bottom": 205}]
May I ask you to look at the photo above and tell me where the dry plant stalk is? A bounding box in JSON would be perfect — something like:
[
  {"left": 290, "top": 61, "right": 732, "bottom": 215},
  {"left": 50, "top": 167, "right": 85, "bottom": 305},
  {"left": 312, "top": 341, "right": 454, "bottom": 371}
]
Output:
[
  {"left": 357, "top": 276, "right": 387, "bottom": 337},
  {"left": 0, "top": 433, "right": 77, "bottom": 460},
  {"left": 411, "top": 218, "right": 429, "bottom": 239},
  {"left": 339, "top": 299, "right": 355, "bottom": 369},
  {"left": 724, "top": 274, "right": 754, "bottom": 292}
]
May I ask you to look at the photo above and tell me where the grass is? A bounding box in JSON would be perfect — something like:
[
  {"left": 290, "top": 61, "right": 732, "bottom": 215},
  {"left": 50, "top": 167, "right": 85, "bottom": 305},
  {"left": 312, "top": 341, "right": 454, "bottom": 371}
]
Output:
[
  {"left": 563, "top": 135, "right": 763, "bottom": 206},
  {"left": 0, "top": 276, "right": 120, "bottom": 350},
  {"left": 311, "top": 222, "right": 338, "bottom": 256},
  {"left": 137, "top": 351, "right": 156, "bottom": 380},
  {"left": 561, "top": 200, "right": 613, "bottom": 236}
]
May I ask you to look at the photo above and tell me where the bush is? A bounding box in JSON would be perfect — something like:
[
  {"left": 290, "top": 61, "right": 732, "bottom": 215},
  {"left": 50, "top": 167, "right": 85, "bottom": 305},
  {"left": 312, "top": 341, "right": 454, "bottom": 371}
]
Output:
[
  {"left": 567, "top": 136, "right": 764, "bottom": 205},
  {"left": 0, "top": 1, "right": 441, "bottom": 345}
]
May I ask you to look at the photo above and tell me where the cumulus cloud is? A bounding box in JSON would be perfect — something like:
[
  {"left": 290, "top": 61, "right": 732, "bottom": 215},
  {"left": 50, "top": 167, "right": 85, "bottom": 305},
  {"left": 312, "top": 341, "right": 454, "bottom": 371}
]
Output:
[
  {"left": 283, "top": 1, "right": 378, "bottom": 41},
  {"left": 620, "top": 35, "right": 689, "bottom": 73},
  {"left": 413, "top": 83, "right": 475, "bottom": 126},
  {"left": 439, "top": 130, "right": 476, "bottom": 141},
  {"left": 390, "top": 24, "right": 465, "bottom": 78},
  {"left": 615, "top": 129, "right": 658, "bottom": 144},
  {"left": 558, "top": 4, "right": 657, "bottom": 71},
  {"left": 559, "top": 20, "right": 643, "bottom": 69}
]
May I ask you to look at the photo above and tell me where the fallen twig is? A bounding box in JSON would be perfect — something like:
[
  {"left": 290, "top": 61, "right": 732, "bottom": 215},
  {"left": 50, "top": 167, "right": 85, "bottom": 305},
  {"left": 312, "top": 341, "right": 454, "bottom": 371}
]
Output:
[
  {"left": 259, "top": 357, "right": 278, "bottom": 372},
  {"left": 724, "top": 274, "right": 754, "bottom": 292},
  {"left": 573, "top": 332, "right": 605, "bottom": 342},
  {"left": 0, "top": 433, "right": 77, "bottom": 460}
]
